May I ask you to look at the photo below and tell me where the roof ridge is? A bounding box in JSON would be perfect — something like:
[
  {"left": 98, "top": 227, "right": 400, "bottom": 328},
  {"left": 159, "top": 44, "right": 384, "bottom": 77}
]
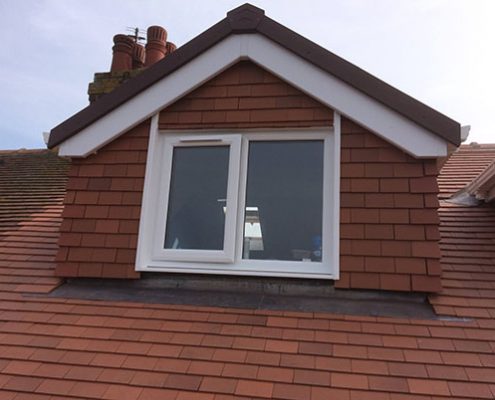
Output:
[
  {"left": 48, "top": 3, "right": 460, "bottom": 149},
  {"left": 0, "top": 148, "right": 53, "bottom": 155}
]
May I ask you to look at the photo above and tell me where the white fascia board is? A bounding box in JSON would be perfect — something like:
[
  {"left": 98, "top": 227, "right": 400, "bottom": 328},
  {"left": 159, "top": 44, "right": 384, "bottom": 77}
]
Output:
[
  {"left": 331, "top": 111, "right": 341, "bottom": 279},
  {"left": 59, "top": 34, "right": 448, "bottom": 158},
  {"left": 245, "top": 35, "right": 447, "bottom": 158},
  {"left": 135, "top": 113, "right": 159, "bottom": 270},
  {"left": 59, "top": 36, "right": 246, "bottom": 157}
]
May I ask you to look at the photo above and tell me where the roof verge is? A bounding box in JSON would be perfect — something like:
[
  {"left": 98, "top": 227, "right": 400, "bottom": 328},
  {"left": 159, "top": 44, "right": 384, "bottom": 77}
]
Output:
[{"left": 48, "top": 3, "right": 461, "bottom": 150}]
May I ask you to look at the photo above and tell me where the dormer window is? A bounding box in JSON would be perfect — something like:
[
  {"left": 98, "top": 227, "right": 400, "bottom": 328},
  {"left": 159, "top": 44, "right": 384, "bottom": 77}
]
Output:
[{"left": 137, "top": 126, "right": 340, "bottom": 279}]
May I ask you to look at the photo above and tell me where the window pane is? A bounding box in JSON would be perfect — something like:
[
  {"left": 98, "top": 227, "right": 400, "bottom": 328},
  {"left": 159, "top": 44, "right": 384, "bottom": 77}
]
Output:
[
  {"left": 243, "top": 141, "right": 324, "bottom": 262},
  {"left": 164, "top": 146, "right": 229, "bottom": 250}
]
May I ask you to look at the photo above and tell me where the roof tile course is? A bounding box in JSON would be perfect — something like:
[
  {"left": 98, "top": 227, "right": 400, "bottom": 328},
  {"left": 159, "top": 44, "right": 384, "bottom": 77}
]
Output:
[
  {"left": 431, "top": 144, "right": 495, "bottom": 323},
  {"left": 438, "top": 144, "right": 495, "bottom": 199},
  {"left": 0, "top": 146, "right": 494, "bottom": 398},
  {"left": 0, "top": 150, "right": 69, "bottom": 294}
]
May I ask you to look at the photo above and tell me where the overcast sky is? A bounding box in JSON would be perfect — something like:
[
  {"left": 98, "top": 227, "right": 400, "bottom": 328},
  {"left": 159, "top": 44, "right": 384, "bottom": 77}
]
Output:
[{"left": 0, "top": 0, "right": 493, "bottom": 150}]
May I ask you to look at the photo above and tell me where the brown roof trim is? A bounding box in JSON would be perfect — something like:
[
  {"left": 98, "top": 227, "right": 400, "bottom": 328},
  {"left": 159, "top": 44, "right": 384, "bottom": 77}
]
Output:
[
  {"left": 48, "top": 3, "right": 460, "bottom": 149},
  {"left": 256, "top": 15, "right": 461, "bottom": 146}
]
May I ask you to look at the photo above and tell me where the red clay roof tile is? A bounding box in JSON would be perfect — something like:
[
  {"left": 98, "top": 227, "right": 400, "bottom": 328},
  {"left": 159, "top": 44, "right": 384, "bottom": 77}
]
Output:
[
  {"left": 0, "top": 145, "right": 495, "bottom": 399},
  {"left": 0, "top": 150, "right": 69, "bottom": 294},
  {"left": 438, "top": 143, "right": 495, "bottom": 198}
]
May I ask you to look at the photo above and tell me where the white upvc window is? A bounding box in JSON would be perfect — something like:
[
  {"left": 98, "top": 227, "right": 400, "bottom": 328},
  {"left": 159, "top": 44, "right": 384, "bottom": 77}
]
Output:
[
  {"left": 153, "top": 134, "right": 241, "bottom": 264},
  {"left": 137, "top": 117, "right": 340, "bottom": 279}
]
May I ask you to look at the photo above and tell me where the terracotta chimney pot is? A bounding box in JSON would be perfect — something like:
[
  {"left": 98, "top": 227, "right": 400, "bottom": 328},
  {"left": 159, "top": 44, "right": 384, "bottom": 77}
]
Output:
[
  {"left": 165, "top": 42, "right": 177, "bottom": 55},
  {"left": 110, "top": 34, "right": 134, "bottom": 72},
  {"left": 133, "top": 43, "right": 145, "bottom": 69},
  {"left": 145, "top": 25, "right": 167, "bottom": 67}
]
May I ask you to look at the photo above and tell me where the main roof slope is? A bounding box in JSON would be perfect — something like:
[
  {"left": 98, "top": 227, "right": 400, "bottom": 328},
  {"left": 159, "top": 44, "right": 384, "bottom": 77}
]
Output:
[
  {"left": 48, "top": 3, "right": 460, "bottom": 149},
  {"left": 0, "top": 150, "right": 68, "bottom": 293},
  {"left": 0, "top": 146, "right": 494, "bottom": 399}
]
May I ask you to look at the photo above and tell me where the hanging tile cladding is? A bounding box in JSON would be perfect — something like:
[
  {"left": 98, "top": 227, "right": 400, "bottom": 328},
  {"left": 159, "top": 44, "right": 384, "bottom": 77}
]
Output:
[
  {"left": 55, "top": 61, "right": 442, "bottom": 291},
  {"left": 158, "top": 61, "right": 333, "bottom": 130},
  {"left": 338, "top": 120, "right": 442, "bottom": 292},
  {"left": 158, "top": 61, "right": 440, "bottom": 292},
  {"left": 54, "top": 121, "right": 150, "bottom": 279}
]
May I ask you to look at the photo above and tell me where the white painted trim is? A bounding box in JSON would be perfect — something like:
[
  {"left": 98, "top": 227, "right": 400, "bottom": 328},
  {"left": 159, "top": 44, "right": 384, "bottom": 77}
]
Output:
[
  {"left": 143, "top": 263, "right": 334, "bottom": 280},
  {"left": 151, "top": 134, "right": 241, "bottom": 263},
  {"left": 331, "top": 111, "right": 341, "bottom": 279},
  {"left": 244, "top": 35, "right": 447, "bottom": 158},
  {"left": 59, "top": 35, "right": 245, "bottom": 158},
  {"left": 135, "top": 113, "right": 160, "bottom": 270},
  {"left": 461, "top": 125, "right": 471, "bottom": 142},
  {"left": 234, "top": 130, "right": 336, "bottom": 277},
  {"left": 59, "top": 34, "right": 448, "bottom": 158},
  {"left": 136, "top": 128, "right": 339, "bottom": 279}
]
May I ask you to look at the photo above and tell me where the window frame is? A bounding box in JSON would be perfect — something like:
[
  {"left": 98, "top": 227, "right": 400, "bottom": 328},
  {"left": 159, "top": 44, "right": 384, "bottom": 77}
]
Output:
[
  {"left": 136, "top": 123, "right": 340, "bottom": 280},
  {"left": 152, "top": 134, "right": 242, "bottom": 264}
]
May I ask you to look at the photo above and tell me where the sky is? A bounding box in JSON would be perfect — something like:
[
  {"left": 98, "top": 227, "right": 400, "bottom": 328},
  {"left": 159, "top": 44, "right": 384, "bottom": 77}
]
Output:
[{"left": 0, "top": 0, "right": 493, "bottom": 150}]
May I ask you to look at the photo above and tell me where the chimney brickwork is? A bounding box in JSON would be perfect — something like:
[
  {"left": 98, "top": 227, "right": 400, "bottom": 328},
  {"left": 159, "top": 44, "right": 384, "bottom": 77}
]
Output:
[
  {"left": 88, "top": 70, "right": 144, "bottom": 103},
  {"left": 88, "top": 25, "right": 176, "bottom": 103}
]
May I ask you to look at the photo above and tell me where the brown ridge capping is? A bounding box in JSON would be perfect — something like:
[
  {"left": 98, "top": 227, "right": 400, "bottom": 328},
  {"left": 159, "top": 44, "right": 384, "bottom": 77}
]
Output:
[
  {"left": 255, "top": 15, "right": 461, "bottom": 146},
  {"left": 48, "top": 18, "right": 232, "bottom": 147},
  {"left": 48, "top": 3, "right": 460, "bottom": 149},
  {"left": 227, "top": 3, "right": 264, "bottom": 32}
]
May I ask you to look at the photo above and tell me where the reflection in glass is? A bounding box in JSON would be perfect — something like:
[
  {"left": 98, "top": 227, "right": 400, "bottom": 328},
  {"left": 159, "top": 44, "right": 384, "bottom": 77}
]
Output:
[
  {"left": 164, "top": 146, "right": 229, "bottom": 250},
  {"left": 243, "top": 207, "right": 264, "bottom": 258},
  {"left": 243, "top": 141, "right": 324, "bottom": 262}
]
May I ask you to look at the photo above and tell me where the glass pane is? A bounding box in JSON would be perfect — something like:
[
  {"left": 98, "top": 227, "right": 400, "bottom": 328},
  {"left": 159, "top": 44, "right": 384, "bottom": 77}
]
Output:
[
  {"left": 243, "top": 141, "right": 324, "bottom": 262},
  {"left": 164, "top": 145, "right": 229, "bottom": 250}
]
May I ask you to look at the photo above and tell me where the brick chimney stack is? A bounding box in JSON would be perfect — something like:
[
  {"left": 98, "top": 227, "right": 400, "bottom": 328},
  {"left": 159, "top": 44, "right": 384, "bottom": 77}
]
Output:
[{"left": 88, "top": 25, "right": 176, "bottom": 103}]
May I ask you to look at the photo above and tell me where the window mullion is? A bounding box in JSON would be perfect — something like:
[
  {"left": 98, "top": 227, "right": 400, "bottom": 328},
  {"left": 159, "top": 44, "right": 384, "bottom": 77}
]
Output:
[
  {"left": 221, "top": 135, "right": 242, "bottom": 262},
  {"left": 234, "top": 136, "right": 250, "bottom": 263}
]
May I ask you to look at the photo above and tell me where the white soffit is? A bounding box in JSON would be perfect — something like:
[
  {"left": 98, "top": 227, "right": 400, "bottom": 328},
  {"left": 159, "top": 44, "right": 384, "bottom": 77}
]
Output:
[{"left": 59, "top": 34, "right": 448, "bottom": 158}]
